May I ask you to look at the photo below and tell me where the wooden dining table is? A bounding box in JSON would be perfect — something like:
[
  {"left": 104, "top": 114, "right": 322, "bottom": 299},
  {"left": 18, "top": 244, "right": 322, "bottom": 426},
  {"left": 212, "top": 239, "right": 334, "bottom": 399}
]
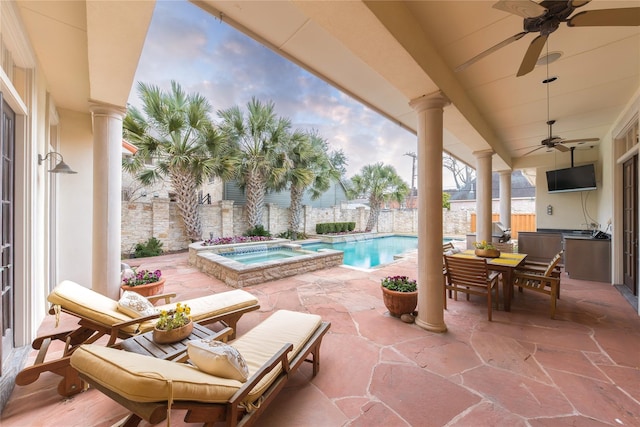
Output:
[{"left": 451, "top": 250, "right": 528, "bottom": 311}]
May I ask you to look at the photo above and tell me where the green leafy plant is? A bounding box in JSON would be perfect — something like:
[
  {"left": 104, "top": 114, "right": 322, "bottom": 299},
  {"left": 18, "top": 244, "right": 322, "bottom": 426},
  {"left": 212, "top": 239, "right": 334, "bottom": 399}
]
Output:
[
  {"left": 277, "top": 230, "right": 308, "bottom": 240},
  {"left": 133, "top": 237, "right": 164, "bottom": 258},
  {"left": 381, "top": 275, "right": 417, "bottom": 292},
  {"left": 244, "top": 225, "right": 271, "bottom": 237},
  {"left": 442, "top": 192, "right": 451, "bottom": 210}
]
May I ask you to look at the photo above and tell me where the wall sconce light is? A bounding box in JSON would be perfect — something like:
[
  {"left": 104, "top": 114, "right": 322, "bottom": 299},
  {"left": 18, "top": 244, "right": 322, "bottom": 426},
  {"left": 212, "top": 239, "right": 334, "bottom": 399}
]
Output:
[{"left": 38, "top": 151, "right": 77, "bottom": 174}]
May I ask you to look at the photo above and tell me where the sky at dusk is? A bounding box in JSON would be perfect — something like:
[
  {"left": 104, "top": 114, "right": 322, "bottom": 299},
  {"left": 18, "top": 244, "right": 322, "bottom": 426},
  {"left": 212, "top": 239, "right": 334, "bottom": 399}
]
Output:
[{"left": 128, "top": 0, "right": 428, "bottom": 188}]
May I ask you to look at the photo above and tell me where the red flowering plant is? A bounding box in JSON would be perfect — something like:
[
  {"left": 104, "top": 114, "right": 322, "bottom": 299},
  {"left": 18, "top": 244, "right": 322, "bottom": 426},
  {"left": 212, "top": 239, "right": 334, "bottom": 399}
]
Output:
[
  {"left": 121, "top": 268, "right": 162, "bottom": 287},
  {"left": 201, "top": 236, "right": 272, "bottom": 246}
]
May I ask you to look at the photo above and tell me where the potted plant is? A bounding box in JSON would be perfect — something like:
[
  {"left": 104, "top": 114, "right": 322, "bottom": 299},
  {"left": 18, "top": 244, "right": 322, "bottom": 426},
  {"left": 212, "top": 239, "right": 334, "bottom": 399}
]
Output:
[
  {"left": 120, "top": 268, "right": 165, "bottom": 297},
  {"left": 381, "top": 275, "right": 418, "bottom": 318},
  {"left": 152, "top": 303, "right": 193, "bottom": 344},
  {"left": 474, "top": 241, "right": 500, "bottom": 258}
]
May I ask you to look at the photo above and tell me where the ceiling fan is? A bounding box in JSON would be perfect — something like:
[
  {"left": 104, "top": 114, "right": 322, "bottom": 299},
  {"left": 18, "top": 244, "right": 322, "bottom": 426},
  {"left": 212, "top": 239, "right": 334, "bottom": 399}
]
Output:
[
  {"left": 455, "top": 0, "right": 640, "bottom": 76},
  {"left": 521, "top": 119, "right": 599, "bottom": 156}
]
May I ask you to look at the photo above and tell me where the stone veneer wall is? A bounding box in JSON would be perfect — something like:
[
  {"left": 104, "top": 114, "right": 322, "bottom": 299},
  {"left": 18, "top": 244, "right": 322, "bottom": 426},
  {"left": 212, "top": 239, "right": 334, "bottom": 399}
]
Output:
[{"left": 121, "top": 198, "right": 534, "bottom": 255}]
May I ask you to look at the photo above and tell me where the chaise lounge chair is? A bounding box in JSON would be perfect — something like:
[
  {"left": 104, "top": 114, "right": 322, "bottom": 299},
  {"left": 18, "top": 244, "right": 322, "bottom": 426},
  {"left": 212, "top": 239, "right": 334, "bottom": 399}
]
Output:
[
  {"left": 15, "top": 280, "right": 260, "bottom": 397},
  {"left": 70, "top": 309, "right": 331, "bottom": 427}
]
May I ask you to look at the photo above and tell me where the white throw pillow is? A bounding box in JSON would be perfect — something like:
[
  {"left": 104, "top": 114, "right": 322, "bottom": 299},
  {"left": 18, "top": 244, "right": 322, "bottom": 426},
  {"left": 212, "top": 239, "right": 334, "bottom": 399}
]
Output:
[
  {"left": 117, "top": 291, "right": 157, "bottom": 318},
  {"left": 187, "top": 338, "right": 249, "bottom": 382}
]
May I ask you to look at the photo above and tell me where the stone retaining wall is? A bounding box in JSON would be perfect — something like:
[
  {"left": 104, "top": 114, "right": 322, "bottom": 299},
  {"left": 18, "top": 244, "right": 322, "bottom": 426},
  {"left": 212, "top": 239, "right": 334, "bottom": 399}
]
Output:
[{"left": 191, "top": 245, "right": 344, "bottom": 288}]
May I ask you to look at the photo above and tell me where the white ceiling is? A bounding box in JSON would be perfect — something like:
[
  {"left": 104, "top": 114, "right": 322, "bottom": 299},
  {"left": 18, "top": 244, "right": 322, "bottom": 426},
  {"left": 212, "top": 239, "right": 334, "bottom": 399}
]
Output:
[{"left": 194, "top": 0, "right": 640, "bottom": 171}]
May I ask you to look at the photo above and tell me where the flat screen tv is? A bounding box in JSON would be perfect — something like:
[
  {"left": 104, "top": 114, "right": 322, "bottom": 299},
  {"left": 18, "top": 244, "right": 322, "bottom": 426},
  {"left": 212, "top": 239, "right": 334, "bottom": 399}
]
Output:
[{"left": 546, "top": 164, "right": 597, "bottom": 193}]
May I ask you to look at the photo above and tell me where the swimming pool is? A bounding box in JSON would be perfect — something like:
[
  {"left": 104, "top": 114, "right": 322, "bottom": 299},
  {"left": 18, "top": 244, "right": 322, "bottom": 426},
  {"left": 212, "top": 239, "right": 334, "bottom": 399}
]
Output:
[
  {"left": 220, "top": 247, "right": 299, "bottom": 264},
  {"left": 302, "top": 235, "right": 419, "bottom": 269}
]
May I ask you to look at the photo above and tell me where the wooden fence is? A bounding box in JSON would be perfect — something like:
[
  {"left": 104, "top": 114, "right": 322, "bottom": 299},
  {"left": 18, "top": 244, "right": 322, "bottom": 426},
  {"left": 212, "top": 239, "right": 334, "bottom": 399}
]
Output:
[{"left": 470, "top": 213, "right": 536, "bottom": 239}]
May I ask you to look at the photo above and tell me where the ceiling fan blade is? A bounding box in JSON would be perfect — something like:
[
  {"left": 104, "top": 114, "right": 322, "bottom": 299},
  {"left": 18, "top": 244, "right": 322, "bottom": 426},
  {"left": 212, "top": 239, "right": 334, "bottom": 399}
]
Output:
[
  {"left": 492, "top": 0, "right": 547, "bottom": 18},
  {"left": 554, "top": 144, "right": 570, "bottom": 152},
  {"left": 455, "top": 32, "right": 528, "bottom": 72},
  {"left": 568, "top": 8, "right": 640, "bottom": 27},
  {"left": 516, "top": 34, "right": 548, "bottom": 76},
  {"left": 558, "top": 137, "right": 600, "bottom": 144},
  {"left": 521, "top": 146, "right": 545, "bottom": 156},
  {"left": 569, "top": 0, "right": 591, "bottom": 8}
]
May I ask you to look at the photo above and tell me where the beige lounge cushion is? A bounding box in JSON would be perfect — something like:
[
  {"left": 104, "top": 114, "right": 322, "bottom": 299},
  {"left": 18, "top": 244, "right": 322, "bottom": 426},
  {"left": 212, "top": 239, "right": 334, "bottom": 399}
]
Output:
[
  {"left": 48, "top": 280, "right": 141, "bottom": 335},
  {"left": 70, "top": 310, "right": 322, "bottom": 404},
  {"left": 187, "top": 339, "right": 249, "bottom": 382},
  {"left": 232, "top": 310, "right": 322, "bottom": 402},
  {"left": 47, "top": 281, "right": 259, "bottom": 336},
  {"left": 156, "top": 289, "right": 258, "bottom": 323},
  {"left": 117, "top": 291, "right": 157, "bottom": 318},
  {"left": 70, "top": 344, "right": 240, "bottom": 403}
]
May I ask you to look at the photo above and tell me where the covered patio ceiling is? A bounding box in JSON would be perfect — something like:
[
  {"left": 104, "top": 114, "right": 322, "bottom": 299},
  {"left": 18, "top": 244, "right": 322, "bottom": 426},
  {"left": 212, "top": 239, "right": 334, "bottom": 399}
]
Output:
[
  {"left": 13, "top": 0, "right": 639, "bottom": 173},
  {"left": 193, "top": 0, "right": 640, "bottom": 171}
]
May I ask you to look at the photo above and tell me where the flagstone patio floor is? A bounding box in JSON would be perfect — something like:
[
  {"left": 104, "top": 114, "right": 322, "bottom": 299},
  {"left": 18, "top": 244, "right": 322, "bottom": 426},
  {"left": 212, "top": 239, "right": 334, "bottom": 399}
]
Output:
[{"left": 2, "top": 250, "right": 639, "bottom": 426}]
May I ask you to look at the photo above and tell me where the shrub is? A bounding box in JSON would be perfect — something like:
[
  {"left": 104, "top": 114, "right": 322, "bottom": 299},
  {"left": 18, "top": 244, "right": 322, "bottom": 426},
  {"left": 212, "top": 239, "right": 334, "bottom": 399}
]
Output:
[
  {"left": 133, "top": 237, "right": 163, "bottom": 258},
  {"left": 315, "top": 222, "right": 357, "bottom": 235},
  {"left": 277, "top": 230, "right": 308, "bottom": 240},
  {"left": 244, "top": 225, "right": 271, "bottom": 237}
]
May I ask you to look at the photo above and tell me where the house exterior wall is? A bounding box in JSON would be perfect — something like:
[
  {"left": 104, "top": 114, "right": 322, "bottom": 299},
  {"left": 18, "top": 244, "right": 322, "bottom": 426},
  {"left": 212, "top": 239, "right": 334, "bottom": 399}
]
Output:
[
  {"left": 56, "top": 109, "right": 93, "bottom": 287},
  {"left": 223, "top": 180, "right": 348, "bottom": 208}
]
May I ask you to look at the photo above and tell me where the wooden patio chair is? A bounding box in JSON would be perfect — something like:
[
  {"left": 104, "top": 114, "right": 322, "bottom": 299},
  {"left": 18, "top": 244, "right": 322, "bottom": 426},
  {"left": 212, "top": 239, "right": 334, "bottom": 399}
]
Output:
[
  {"left": 513, "top": 250, "right": 563, "bottom": 318},
  {"left": 15, "top": 280, "right": 260, "bottom": 397},
  {"left": 443, "top": 255, "right": 500, "bottom": 321},
  {"left": 493, "top": 241, "right": 515, "bottom": 253},
  {"left": 70, "top": 310, "right": 331, "bottom": 427}
]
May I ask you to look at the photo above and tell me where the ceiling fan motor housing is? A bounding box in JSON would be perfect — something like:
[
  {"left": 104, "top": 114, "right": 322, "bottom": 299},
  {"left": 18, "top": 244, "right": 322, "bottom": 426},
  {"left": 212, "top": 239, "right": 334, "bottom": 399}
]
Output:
[{"left": 523, "top": 1, "right": 576, "bottom": 34}]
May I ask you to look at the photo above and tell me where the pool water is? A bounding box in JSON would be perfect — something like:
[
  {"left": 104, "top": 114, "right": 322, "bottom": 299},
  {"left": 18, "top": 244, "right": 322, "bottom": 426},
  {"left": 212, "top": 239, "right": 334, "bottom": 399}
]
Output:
[
  {"left": 220, "top": 249, "right": 298, "bottom": 264},
  {"left": 302, "top": 235, "right": 419, "bottom": 269}
]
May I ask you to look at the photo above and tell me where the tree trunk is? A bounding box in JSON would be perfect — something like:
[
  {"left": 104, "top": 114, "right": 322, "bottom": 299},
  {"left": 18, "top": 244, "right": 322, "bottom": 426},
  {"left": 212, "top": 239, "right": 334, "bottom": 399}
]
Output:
[
  {"left": 245, "top": 172, "right": 266, "bottom": 229},
  {"left": 366, "top": 203, "right": 381, "bottom": 232},
  {"left": 172, "top": 170, "right": 202, "bottom": 241},
  {"left": 289, "top": 185, "right": 304, "bottom": 239}
]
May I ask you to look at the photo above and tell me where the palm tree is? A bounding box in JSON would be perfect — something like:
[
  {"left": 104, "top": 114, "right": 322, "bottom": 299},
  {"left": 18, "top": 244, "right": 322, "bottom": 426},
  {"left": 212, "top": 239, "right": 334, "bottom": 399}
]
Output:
[
  {"left": 349, "top": 163, "right": 410, "bottom": 232},
  {"left": 123, "top": 81, "right": 237, "bottom": 241},
  {"left": 218, "top": 98, "right": 291, "bottom": 230},
  {"left": 285, "top": 131, "right": 341, "bottom": 239}
]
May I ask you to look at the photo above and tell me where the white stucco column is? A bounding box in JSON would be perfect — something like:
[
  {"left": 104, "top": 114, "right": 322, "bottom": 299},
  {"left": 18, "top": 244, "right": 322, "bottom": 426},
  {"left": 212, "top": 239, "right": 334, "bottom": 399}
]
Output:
[
  {"left": 499, "top": 170, "right": 512, "bottom": 230},
  {"left": 474, "top": 150, "right": 494, "bottom": 244},
  {"left": 410, "top": 91, "right": 450, "bottom": 333},
  {"left": 90, "top": 102, "right": 125, "bottom": 299}
]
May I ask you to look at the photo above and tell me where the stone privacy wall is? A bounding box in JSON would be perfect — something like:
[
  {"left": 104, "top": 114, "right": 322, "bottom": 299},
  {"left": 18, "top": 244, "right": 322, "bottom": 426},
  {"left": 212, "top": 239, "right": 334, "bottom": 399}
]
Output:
[
  {"left": 122, "top": 199, "right": 190, "bottom": 255},
  {"left": 121, "top": 197, "right": 534, "bottom": 255}
]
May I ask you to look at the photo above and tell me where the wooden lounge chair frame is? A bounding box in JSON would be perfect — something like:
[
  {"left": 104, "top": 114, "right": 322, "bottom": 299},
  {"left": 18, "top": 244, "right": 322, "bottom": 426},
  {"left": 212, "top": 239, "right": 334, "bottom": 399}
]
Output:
[
  {"left": 16, "top": 287, "right": 259, "bottom": 397},
  {"left": 76, "top": 321, "right": 331, "bottom": 427}
]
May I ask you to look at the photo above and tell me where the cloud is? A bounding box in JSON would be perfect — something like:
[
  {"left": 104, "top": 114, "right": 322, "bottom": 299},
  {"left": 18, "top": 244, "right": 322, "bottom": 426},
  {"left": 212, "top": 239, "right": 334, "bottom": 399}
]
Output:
[{"left": 129, "top": 0, "right": 417, "bottom": 185}]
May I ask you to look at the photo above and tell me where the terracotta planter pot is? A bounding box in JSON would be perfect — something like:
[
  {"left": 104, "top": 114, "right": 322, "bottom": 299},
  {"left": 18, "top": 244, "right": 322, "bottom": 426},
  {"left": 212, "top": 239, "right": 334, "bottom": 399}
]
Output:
[
  {"left": 381, "top": 286, "right": 418, "bottom": 318},
  {"left": 475, "top": 248, "right": 501, "bottom": 258},
  {"left": 152, "top": 320, "right": 193, "bottom": 344},
  {"left": 120, "top": 277, "right": 166, "bottom": 298}
]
